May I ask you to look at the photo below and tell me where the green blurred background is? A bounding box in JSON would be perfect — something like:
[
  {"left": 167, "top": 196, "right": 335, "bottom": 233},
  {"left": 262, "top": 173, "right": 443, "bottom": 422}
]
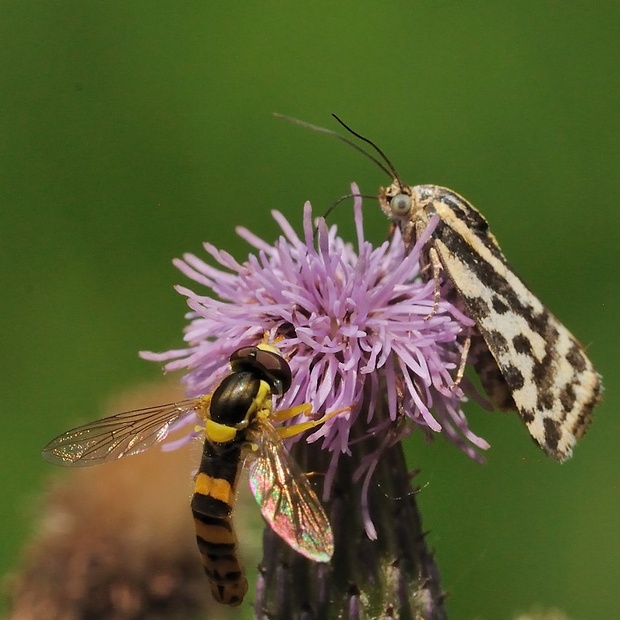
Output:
[{"left": 1, "top": 2, "right": 618, "bottom": 618}]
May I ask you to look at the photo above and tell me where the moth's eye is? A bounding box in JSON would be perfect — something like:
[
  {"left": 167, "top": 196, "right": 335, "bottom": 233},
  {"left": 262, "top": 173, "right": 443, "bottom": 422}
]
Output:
[{"left": 391, "top": 193, "right": 412, "bottom": 216}]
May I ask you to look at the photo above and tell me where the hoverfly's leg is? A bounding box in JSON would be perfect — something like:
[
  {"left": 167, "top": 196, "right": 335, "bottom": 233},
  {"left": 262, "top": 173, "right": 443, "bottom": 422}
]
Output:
[
  {"left": 276, "top": 407, "right": 350, "bottom": 440},
  {"left": 450, "top": 331, "right": 472, "bottom": 391},
  {"left": 270, "top": 402, "right": 313, "bottom": 423},
  {"left": 193, "top": 394, "right": 212, "bottom": 421},
  {"left": 424, "top": 246, "right": 443, "bottom": 321}
]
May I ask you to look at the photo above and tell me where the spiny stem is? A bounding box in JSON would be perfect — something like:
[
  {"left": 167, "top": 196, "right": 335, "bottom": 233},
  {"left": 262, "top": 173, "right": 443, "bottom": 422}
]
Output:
[{"left": 255, "top": 404, "right": 447, "bottom": 619}]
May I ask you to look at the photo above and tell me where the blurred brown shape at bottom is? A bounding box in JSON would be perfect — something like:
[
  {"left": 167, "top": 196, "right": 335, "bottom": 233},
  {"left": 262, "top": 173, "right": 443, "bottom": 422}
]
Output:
[{"left": 6, "top": 383, "right": 227, "bottom": 620}]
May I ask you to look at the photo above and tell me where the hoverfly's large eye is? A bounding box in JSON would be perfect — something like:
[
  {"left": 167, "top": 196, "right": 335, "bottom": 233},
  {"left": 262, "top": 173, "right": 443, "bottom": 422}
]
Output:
[
  {"left": 391, "top": 193, "right": 412, "bottom": 216},
  {"left": 230, "top": 346, "right": 293, "bottom": 396},
  {"left": 253, "top": 348, "right": 292, "bottom": 395}
]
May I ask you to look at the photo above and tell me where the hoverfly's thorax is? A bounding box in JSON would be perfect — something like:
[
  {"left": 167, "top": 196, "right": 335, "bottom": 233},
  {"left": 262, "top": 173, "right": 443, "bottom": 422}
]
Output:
[{"left": 209, "top": 371, "right": 262, "bottom": 428}]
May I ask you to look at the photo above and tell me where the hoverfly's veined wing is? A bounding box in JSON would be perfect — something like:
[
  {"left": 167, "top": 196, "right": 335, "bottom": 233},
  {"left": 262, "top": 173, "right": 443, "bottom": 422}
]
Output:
[
  {"left": 42, "top": 398, "right": 202, "bottom": 466},
  {"left": 247, "top": 422, "right": 333, "bottom": 562}
]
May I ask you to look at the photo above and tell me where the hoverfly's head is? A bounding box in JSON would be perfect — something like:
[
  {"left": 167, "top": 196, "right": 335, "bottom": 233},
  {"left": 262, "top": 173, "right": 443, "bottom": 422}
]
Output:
[
  {"left": 379, "top": 181, "right": 414, "bottom": 222},
  {"left": 229, "top": 343, "right": 292, "bottom": 396}
]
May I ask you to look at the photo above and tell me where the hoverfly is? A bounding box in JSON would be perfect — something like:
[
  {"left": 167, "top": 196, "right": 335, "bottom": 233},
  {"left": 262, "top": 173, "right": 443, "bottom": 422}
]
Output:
[{"left": 42, "top": 342, "right": 343, "bottom": 606}]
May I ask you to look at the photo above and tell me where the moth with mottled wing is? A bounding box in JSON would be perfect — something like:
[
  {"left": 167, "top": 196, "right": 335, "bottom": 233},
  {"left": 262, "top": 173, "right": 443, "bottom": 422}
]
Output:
[
  {"left": 277, "top": 113, "right": 602, "bottom": 461},
  {"left": 379, "top": 181, "right": 601, "bottom": 461}
]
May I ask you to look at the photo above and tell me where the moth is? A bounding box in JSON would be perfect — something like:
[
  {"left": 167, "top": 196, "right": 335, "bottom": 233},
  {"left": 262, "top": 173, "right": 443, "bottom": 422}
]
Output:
[{"left": 277, "top": 113, "right": 602, "bottom": 461}]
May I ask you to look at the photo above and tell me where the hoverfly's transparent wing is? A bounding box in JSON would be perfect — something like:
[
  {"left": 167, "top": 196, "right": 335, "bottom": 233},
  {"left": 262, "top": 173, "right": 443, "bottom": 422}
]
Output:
[
  {"left": 247, "top": 423, "right": 333, "bottom": 562},
  {"left": 42, "top": 398, "right": 202, "bottom": 466}
]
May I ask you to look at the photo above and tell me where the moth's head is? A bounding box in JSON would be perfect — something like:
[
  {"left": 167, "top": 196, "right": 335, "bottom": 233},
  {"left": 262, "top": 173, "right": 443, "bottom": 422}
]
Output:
[
  {"left": 379, "top": 181, "right": 414, "bottom": 222},
  {"left": 276, "top": 113, "right": 413, "bottom": 226}
]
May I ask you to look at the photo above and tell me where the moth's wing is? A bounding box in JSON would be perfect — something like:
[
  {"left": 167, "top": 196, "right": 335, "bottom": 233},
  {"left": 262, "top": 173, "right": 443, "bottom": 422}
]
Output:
[
  {"left": 246, "top": 423, "right": 333, "bottom": 562},
  {"left": 42, "top": 398, "right": 201, "bottom": 466},
  {"left": 427, "top": 187, "right": 602, "bottom": 461},
  {"left": 470, "top": 333, "right": 517, "bottom": 411}
]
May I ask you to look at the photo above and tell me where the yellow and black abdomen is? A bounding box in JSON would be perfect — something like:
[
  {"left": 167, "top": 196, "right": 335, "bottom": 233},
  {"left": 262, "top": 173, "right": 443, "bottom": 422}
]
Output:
[
  {"left": 192, "top": 444, "right": 247, "bottom": 606},
  {"left": 191, "top": 371, "right": 263, "bottom": 606}
]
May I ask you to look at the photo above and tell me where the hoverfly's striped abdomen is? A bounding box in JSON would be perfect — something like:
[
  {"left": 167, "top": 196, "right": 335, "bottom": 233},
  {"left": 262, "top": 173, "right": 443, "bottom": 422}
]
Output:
[
  {"left": 191, "top": 444, "right": 247, "bottom": 606},
  {"left": 42, "top": 342, "right": 336, "bottom": 608},
  {"left": 191, "top": 371, "right": 265, "bottom": 606}
]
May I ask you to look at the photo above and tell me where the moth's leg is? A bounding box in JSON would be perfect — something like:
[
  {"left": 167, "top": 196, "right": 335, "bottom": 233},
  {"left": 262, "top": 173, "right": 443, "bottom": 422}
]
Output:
[
  {"left": 424, "top": 246, "right": 443, "bottom": 320},
  {"left": 450, "top": 331, "right": 472, "bottom": 390},
  {"left": 399, "top": 215, "right": 423, "bottom": 252},
  {"left": 388, "top": 221, "right": 397, "bottom": 240}
]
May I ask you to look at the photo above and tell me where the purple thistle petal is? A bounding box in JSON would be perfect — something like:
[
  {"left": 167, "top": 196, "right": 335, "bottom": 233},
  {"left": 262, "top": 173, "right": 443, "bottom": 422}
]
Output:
[{"left": 140, "top": 184, "right": 489, "bottom": 535}]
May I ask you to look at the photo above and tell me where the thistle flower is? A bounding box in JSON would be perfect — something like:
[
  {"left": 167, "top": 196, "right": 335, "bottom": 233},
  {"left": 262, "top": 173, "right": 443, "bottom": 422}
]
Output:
[{"left": 142, "top": 184, "right": 489, "bottom": 618}]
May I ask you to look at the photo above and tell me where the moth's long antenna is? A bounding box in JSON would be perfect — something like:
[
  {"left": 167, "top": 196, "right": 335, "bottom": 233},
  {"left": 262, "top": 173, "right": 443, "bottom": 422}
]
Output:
[
  {"left": 274, "top": 113, "right": 395, "bottom": 180},
  {"left": 311, "top": 193, "right": 355, "bottom": 241},
  {"left": 311, "top": 192, "right": 377, "bottom": 241},
  {"left": 322, "top": 193, "right": 378, "bottom": 223},
  {"left": 330, "top": 114, "right": 401, "bottom": 182}
]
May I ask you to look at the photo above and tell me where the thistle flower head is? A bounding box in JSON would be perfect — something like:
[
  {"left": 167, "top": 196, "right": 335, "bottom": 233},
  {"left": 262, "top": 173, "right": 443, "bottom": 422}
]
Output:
[{"left": 142, "top": 185, "right": 489, "bottom": 533}]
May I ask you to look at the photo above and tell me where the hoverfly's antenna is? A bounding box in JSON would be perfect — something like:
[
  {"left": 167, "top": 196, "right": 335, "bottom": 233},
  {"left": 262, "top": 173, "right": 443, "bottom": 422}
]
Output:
[{"left": 274, "top": 113, "right": 396, "bottom": 180}]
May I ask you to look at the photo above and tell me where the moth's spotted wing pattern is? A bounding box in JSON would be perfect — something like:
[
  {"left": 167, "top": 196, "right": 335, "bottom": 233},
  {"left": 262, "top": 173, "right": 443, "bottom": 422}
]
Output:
[{"left": 380, "top": 182, "right": 602, "bottom": 461}]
